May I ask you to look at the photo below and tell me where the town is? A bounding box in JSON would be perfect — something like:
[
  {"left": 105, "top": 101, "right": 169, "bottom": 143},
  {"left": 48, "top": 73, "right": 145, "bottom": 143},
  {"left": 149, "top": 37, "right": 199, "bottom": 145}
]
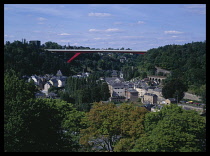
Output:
[{"left": 25, "top": 68, "right": 205, "bottom": 114}]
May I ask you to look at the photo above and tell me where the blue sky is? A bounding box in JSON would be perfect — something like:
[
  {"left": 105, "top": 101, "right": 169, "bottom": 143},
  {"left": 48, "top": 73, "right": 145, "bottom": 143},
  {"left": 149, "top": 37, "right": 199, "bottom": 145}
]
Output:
[{"left": 4, "top": 4, "right": 206, "bottom": 50}]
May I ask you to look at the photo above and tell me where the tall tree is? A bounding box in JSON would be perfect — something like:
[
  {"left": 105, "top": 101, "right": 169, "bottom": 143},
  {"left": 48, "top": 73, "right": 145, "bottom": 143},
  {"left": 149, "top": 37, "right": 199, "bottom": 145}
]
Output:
[
  {"left": 162, "top": 78, "right": 188, "bottom": 102},
  {"left": 130, "top": 104, "right": 206, "bottom": 152},
  {"left": 80, "top": 102, "right": 148, "bottom": 152}
]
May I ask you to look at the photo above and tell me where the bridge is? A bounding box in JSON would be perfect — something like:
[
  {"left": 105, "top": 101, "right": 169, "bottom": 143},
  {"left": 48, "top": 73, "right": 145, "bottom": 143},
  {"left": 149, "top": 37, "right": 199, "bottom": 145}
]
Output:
[
  {"left": 44, "top": 49, "right": 147, "bottom": 63},
  {"left": 147, "top": 75, "right": 167, "bottom": 84}
]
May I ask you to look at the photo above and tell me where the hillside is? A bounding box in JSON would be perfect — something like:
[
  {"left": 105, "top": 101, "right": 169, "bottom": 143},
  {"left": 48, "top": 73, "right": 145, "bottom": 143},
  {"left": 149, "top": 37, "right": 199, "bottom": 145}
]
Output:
[{"left": 136, "top": 41, "right": 206, "bottom": 101}]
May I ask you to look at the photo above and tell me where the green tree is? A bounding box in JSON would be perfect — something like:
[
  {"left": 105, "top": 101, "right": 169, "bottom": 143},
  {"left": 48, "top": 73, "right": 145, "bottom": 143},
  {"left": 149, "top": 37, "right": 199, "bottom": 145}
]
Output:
[
  {"left": 4, "top": 70, "right": 61, "bottom": 152},
  {"left": 162, "top": 78, "right": 188, "bottom": 102},
  {"left": 80, "top": 102, "right": 148, "bottom": 152},
  {"left": 130, "top": 104, "right": 206, "bottom": 152},
  {"left": 80, "top": 102, "right": 120, "bottom": 152},
  {"left": 100, "top": 82, "right": 110, "bottom": 101},
  {"left": 4, "top": 70, "right": 84, "bottom": 152}
]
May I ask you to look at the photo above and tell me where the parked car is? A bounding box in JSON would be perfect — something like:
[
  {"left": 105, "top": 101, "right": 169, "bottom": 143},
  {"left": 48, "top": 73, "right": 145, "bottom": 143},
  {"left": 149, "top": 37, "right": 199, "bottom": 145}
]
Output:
[{"left": 186, "top": 101, "right": 193, "bottom": 104}]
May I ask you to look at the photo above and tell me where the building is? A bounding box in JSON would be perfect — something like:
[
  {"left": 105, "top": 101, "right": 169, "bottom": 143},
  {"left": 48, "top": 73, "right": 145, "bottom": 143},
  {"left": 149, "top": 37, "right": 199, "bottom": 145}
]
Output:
[
  {"left": 43, "top": 82, "right": 52, "bottom": 93},
  {"left": 143, "top": 93, "right": 158, "bottom": 104},
  {"left": 109, "top": 96, "right": 126, "bottom": 103},
  {"left": 126, "top": 88, "right": 139, "bottom": 102},
  {"left": 165, "top": 98, "right": 177, "bottom": 104},
  {"left": 57, "top": 79, "right": 65, "bottom": 87},
  {"left": 49, "top": 79, "right": 58, "bottom": 87},
  {"left": 29, "top": 40, "right": 41, "bottom": 47},
  {"left": 35, "top": 91, "right": 46, "bottom": 98},
  {"left": 56, "top": 70, "right": 63, "bottom": 77},
  {"left": 111, "top": 70, "right": 118, "bottom": 77},
  {"left": 134, "top": 84, "right": 147, "bottom": 97},
  {"left": 151, "top": 105, "right": 163, "bottom": 112},
  {"left": 72, "top": 72, "right": 90, "bottom": 78},
  {"left": 109, "top": 82, "right": 125, "bottom": 97}
]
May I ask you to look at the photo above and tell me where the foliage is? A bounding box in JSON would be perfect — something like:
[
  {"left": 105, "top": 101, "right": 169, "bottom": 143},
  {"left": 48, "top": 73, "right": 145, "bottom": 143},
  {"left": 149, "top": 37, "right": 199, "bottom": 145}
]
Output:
[
  {"left": 137, "top": 41, "right": 206, "bottom": 100},
  {"left": 62, "top": 75, "right": 110, "bottom": 111},
  {"left": 79, "top": 102, "right": 148, "bottom": 152},
  {"left": 162, "top": 78, "right": 188, "bottom": 101},
  {"left": 130, "top": 104, "right": 206, "bottom": 152},
  {"left": 4, "top": 70, "right": 84, "bottom": 152}
]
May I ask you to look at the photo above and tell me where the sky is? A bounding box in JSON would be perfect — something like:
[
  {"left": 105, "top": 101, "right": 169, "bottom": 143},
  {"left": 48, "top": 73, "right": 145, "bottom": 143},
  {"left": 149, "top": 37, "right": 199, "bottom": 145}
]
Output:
[{"left": 4, "top": 4, "right": 206, "bottom": 50}]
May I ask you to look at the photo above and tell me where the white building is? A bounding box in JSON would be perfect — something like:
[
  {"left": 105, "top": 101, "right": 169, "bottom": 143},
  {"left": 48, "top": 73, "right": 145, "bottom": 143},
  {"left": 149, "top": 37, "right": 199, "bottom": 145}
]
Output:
[
  {"left": 43, "top": 82, "right": 52, "bottom": 93},
  {"left": 57, "top": 79, "right": 65, "bottom": 87},
  {"left": 110, "top": 82, "right": 126, "bottom": 97},
  {"left": 134, "top": 84, "right": 147, "bottom": 97}
]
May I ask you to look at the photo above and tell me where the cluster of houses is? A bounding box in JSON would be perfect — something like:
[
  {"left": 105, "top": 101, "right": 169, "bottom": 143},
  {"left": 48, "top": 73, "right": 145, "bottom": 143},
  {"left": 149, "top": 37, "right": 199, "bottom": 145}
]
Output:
[
  {"left": 24, "top": 69, "right": 205, "bottom": 114},
  {"left": 26, "top": 70, "right": 92, "bottom": 98},
  {"left": 104, "top": 70, "right": 178, "bottom": 107},
  {"left": 26, "top": 70, "right": 67, "bottom": 98},
  {"left": 26, "top": 69, "right": 176, "bottom": 106}
]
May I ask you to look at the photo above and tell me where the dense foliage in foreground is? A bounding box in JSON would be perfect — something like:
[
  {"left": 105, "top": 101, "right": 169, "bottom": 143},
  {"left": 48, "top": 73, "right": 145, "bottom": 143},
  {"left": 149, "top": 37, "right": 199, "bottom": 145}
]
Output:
[{"left": 4, "top": 70, "right": 206, "bottom": 152}]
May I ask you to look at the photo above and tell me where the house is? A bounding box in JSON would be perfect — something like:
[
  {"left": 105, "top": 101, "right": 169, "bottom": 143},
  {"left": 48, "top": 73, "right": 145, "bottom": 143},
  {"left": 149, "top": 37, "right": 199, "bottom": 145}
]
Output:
[
  {"left": 46, "top": 92, "right": 59, "bottom": 99},
  {"left": 105, "top": 77, "right": 124, "bottom": 84},
  {"left": 35, "top": 91, "right": 46, "bottom": 98},
  {"left": 72, "top": 72, "right": 90, "bottom": 78},
  {"left": 119, "top": 71, "right": 124, "bottom": 78},
  {"left": 165, "top": 98, "right": 177, "bottom": 104},
  {"left": 57, "top": 78, "right": 65, "bottom": 87},
  {"left": 109, "top": 82, "right": 125, "bottom": 97},
  {"left": 43, "top": 82, "right": 52, "bottom": 93},
  {"left": 151, "top": 105, "right": 163, "bottom": 112},
  {"left": 143, "top": 93, "right": 158, "bottom": 104},
  {"left": 134, "top": 84, "right": 147, "bottom": 97},
  {"left": 49, "top": 79, "right": 58, "bottom": 87},
  {"left": 28, "top": 75, "right": 39, "bottom": 85},
  {"left": 126, "top": 88, "right": 139, "bottom": 102},
  {"left": 56, "top": 70, "right": 63, "bottom": 77},
  {"left": 109, "top": 96, "right": 126, "bottom": 102},
  {"left": 111, "top": 70, "right": 118, "bottom": 77}
]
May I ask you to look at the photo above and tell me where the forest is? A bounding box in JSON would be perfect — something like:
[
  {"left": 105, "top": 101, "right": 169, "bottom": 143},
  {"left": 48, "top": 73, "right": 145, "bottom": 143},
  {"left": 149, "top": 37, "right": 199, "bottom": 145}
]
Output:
[
  {"left": 135, "top": 41, "right": 206, "bottom": 102},
  {"left": 4, "top": 39, "right": 206, "bottom": 152}
]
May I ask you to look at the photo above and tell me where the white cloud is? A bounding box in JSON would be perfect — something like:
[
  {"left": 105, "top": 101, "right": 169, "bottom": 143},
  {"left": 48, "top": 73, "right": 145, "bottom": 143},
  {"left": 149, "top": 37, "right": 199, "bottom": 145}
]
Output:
[
  {"left": 37, "top": 17, "right": 47, "bottom": 21},
  {"left": 121, "top": 36, "right": 144, "bottom": 39},
  {"left": 184, "top": 4, "right": 206, "bottom": 15},
  {"left": 164, "top": 30, "right": 183, "bottom": 34},
  {"left": 94, "top": 38, "right": 103, "bottom": 40},
  {"left": 88, "top": 12, "right": 112, "bottom": 17},
  {"left": 89, "top": 29, "right": 100, "bottom": 32},
  {"left": 175, "top": 40, "right": 186, "bottom": 42},
  {"left": 4, "top": 34, "right": 14, "bottom": 38},
  {"left": 105, "top": 28, "right": 120, "bottom": 32},
  {"left": 137, "top": 21, "right": 145, "bottom": 24},
  {"left": 184, "top": 4, "right": 206, "bottom": 9},
  {"left": 72, "top": 43, "right": 78, "bottom": 46},
  {"left": 89, "top": 28, "right": 121, "bottom": 33},
  {"left": 58, "top": 33, "right": 71, "bottom": 36},
  {"left": 60, "top": 39, "right": 71, "bottom": 42}
]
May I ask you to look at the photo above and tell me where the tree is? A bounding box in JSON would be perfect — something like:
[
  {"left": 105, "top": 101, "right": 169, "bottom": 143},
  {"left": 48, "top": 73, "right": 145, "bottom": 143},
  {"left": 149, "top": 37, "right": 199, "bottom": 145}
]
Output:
[
  {"left": 162, "top": 78, "right": 188, "bottom": 102},
  {"left": 130, "top": 104, "right": 206, "bottom": 152},
  {"left": 80, "top": 102, "right": 120, "bottom": 152},
  {"left": 4, "top": 70, "right": 62, "bottom": 151},
  {"left": 80, "top": 102, "right": 148, "bottom": 152},
  {"left": 100, "top": 82, "right": 110, "bottom": 101},
  {"left": 4, "top": 70, "right": 84, "bottom": 152}
]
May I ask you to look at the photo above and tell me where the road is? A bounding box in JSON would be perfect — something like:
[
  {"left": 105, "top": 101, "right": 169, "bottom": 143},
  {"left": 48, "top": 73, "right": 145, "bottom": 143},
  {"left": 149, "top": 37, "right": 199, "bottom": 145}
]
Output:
[{"left": 183, "top": 92, "right": 201, "bottom": 101}]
